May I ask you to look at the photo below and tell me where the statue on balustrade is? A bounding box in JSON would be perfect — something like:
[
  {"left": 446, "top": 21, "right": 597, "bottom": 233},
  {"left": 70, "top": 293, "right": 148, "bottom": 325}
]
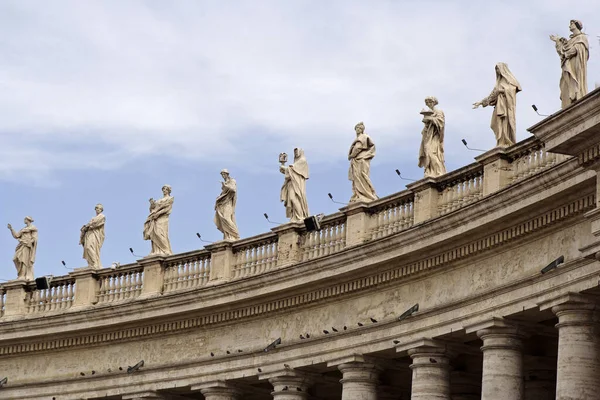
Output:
[
  {"left": 143, "top": 185, "right": 174, "bottom": 256},
  {"left": 80, "top": 204, "right": 105, "bottom": 269},
  {"left": 348, "top": 122, "right": 378, "bottom": 203},
  {"left": 7, "top": 216, "right": 37, "bottom": 281},
  {"left": 279, "top": 148, "right": 310, "bottom": 223},
  {"left": 473, "top": 62, "right": 522, "bottom": 147},
  {"left": 418, "top": 96, "right": 446, "bottom": 178},
  {"left": 214, "top": 169, "right": 240, "bottom": 241},
  {"left": 550, "top": 20, "right": 589, "bottom": 109}
]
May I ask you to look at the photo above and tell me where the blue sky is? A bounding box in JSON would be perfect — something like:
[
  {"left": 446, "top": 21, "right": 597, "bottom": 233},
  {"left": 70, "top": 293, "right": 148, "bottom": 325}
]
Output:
[{"left": 1, "top": 0, "right": 599, "bottom": 279}]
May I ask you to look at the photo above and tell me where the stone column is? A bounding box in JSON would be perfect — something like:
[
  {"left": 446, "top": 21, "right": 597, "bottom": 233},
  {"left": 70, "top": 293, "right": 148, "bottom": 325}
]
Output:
[
  {"left": 138, "top": 255, "right": 166, "bottom": 297},
  {"left": 269, "top": 374, "right": 313, "bottom": 400},
  {"left": 408, "top": 343, "right": 451, "bottom": 400},
  {"left": 69, "top": 267, "right": 99, "bottom": 308},
  {"left": 2, "top": 280, "right": 29, "bottom": 317},
  {"left": 338, "top": 362, "right": 380, "bottom": 400},
  {"left": 406, "top": 178, "right": 439, "bottom": 224},
  {"left": 475, "top": 147, "right": 511, "bottom": 196},
  {"left": 552, "top": 299, "right": 600, "bottom": 399},
  {"left": 477, "top": 326, "right": 526, "bottom": 400},
  {"left": 340, "top": 202, "right": 372, "bottom": 247},
  {"left": 272, "top": 222, "right": 304, "bottom": 268},
  {"left": 205, "top": 241, "right": 235, "bottom": 284},
  {"left": 194, "top": 382, "right": 242, "bottom": 400}
]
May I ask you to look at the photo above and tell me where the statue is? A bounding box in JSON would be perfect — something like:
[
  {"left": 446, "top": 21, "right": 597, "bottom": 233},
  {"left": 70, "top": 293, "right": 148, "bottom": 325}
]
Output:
[
  {"left": 80, "top": 204, "right": 105, "bottom": 269},
  {"left": 143, "top": 185, "right": 174, "bottom": 256},
  {"left": 473, "top": 63, "right": 522, "bottom": 147},
  {"left": 214, "top": 169, "right": 240, "bottom": 241},
  {"left": 550, "top": 20, "right": 589, "bottom": 108},
  {"left": 348, "top": 122, "right": 378, "bottom": 203},
  {"left": 279, "top": 148, "right": 310, "bottom": 223},
  {"left": 7, "top": 216, "right": 37, "bottom": 281},
  {"left": 418, "top": 96, "right": 446, "bottom": 178}
]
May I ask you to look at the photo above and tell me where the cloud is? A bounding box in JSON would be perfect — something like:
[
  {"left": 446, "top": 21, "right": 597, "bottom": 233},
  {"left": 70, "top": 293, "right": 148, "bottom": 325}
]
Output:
[{"left": 0, "top": 0, "right": 599, "bottom": 183}]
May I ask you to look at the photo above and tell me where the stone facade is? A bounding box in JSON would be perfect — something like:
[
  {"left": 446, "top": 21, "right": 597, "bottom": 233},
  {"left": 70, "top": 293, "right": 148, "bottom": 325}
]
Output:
[{"left": 1, "top": 88, "right": 600, "bottom": 399}]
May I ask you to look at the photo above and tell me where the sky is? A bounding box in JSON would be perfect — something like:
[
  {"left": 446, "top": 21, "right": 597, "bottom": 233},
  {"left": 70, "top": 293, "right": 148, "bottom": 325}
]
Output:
[{"left": 1, "top": 0, "right": 599, "bottom": 280}]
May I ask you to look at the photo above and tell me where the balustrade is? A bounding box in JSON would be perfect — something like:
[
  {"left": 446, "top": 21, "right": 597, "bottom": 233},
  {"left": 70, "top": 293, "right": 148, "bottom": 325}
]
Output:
[
  {"left": 233, "top": 235, "right": 278, "bottom": 278},
  {"left": 370, "top": 193, "right": 414, "bottom": 239},
  {"left": 96, "top": 266, "right": 143, "bottom": 304},
  {"left": 0, "top": 287, "right": 5, "bottom": 317},
  {"left": 164, "top": 251, "right": 211, "bottom": 292},
  {"left": 301, "top": 216, "right": 346, "bottom": 261},
  {"left": 27, "top": 278, "right": 75, "bottom": 313},
  {"left": 509, "top": 144, "right": 566, "bottom": 184},
  {"left": 438, "top": 170, "right": 483, "bottom": 216}
]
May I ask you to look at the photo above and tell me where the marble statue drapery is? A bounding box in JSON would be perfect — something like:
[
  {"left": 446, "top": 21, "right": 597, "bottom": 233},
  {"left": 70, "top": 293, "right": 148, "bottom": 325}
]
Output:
[
  {"left": 474, "top": 62, "right": 521, "bottom": 147},
  {"left": 215, "top": 170, "right": 240, "bottom": 240},
  {"left": 551, "top": 20, "right": 589, "bottom": 108},
  {"left": 280, "top": 148, "right": 310, "bottom": 223},
  {"left": 348, "top": 122, "right": 378, "bottom": 203},
  {"left": 8, "top": 217, "right": 37, "bottom": 281},
  {"left": 418, "top": 97, "right": 446, "bottom": 178},
  {"left": 143, "top": 185, "right": 174, "bottom": 256},
  {"left": 80, "top": 205, "right": 105, "bottom": 269}
]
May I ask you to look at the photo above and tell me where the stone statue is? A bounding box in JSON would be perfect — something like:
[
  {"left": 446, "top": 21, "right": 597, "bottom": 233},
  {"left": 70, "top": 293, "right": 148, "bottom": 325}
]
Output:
[
  {"left": 348, "top": 122, "right": 378, "bottom": 203},
  {"left": 550, "top": 20, "right": 589, "bottom": 108},
  {"left": 7, "top": 216, "right": 37, "bottom": 281},
  {"left": 279, "top": 148, "right": 310, "bottom": 223},
  {"left": 143, "top": 185, "right": 174, "bottom": 256},
  {"left": 473, "top": 63, "right": 522, "bottom": 147},
  {"left": 80, "top": 204, "right": 105, "bottom": 269},
  {"left": 418, "top": 96, "right": 446, "bottom": 178},
  {"left": 214, "top": 169, "right": 240, "bottom": 241}
]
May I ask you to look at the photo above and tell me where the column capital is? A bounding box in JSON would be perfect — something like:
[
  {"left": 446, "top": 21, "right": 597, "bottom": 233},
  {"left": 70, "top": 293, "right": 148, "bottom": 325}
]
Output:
[
  {"left": 192, "top": 380, "right": 242, "bottom": 397},
  {"left": 267, "top": 371, "right": 315, "bottom": 399},
  {"left": 538, "top": 291, "right": 600, "bottom": 312}
]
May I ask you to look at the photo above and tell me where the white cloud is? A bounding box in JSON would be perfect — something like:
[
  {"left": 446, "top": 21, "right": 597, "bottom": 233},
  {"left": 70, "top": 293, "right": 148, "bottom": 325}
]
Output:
[{"left": 1, "top": 0, "right": 599, "bottom": 182}]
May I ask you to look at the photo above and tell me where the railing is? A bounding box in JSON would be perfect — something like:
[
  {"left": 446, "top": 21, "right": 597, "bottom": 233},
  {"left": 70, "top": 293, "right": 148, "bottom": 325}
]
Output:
[
  {"left": 96, "top": 265, "right": 143, "bottom": 304},
  {"left": 438, "top": 165, "right": 484, "bottom": 216},
  {"left": 370, "top": 191, "right": 415, "bottom": 239},
  {"left": 0, "top": 287, "right": 5, "bottom": 317},
  {"left": 232, "top": 233, "right": 279, "bottom": 278},
  {"left": 508, "top": 141, "right": 567, "bottom": 184},
  {"left": 302, "top": 214, "right": 347, "bottom": 261},
  {"left": 163, "top": 250, "right": 211, "bottom": 292},
  {"left": 27, "top": 278, "right": 75, "bottom": 313}
]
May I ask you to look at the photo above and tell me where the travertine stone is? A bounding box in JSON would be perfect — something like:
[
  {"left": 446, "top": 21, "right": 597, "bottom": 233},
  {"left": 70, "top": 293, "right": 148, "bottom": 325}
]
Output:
[
  {"left": 419, "top": 96, "right": 447, "bottom": 178},
  {"left": 198, "top": 383, "right": 242, "bottom": 400},
  {"left": 475, "top": 147, "right": 512, "bottom": 196},
  {"left": 2, "top": 280, "right": 28, "bottom": 317},
  {"left": 269, "top": 373, "right": 313, "bottom": 400},
  {"left": 205, "top": 241, "right": 235, "bottom": 283},
  {"left": 7, "top": 216, "right": 37, "bottom": 281},
  {"left": 552, "top": 299, "right": 600, "bottom": 400},
  {"left": 280, "top": 148, "right": 310, "bottom": 223},
  {"left": 215, "top": 169, "right": 240, "bottom": 241},
  {"left": 69, "top": 268, "right": 99, "bottom": 308},
  {"left": 80, "top": 204, "right": 105, "bottom": 269},
  {"left": 143, "top": 185, "right": 174, "bottom": 256},
  {"left": 338, "top": 361, "right": 381, "bottom": 400},
  {"left": 272, "top": 222, "right": 304, "bottom": 267},
  {"left": 349, "top": 122, "right": 378, "bottom": 203},
  {"left": 477, "top": 325, "right": 526, "bottom": 400},
  {"left": 473, "top": 63, "right": 522, "bottom": 147},
  {"left": 407, "top": 178, "right": 439, "bottom": 224},
  {"left": 138, "top": 256, "right": 166, "bottom": 297},
  {"left": 550, "top": 20, "right": 589, "bottom": 109},
  {"left": 340, "top": 202, "right": 372, "bottom": 246},
  {"left": 408, "top": 343, "right": 452, "bottom": 399}
]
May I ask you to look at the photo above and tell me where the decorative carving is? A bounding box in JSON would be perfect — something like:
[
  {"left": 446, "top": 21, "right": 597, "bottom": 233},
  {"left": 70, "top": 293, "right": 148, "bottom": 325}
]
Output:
[
  {"left": 215, "top": 169, "right": 240, "bottom": 241},
  {"left": 143, "top": 185, "right": 174, "bottom": 256},
  {"left": 80, "top": 204, "right": 105, "bottom": 269},
  {"left": 349, "top": 122, "right": 378, "bottom": 202},
  {"left": 473, "top": 63, "right": 522, "bottom": 147},
  {"left": 280, "top": 148, "right": 309, "bottom": 222},
  {"left": 7, "top": 216, "right": 37, "bottom": 281},
  {"left": 550, "top": 20, "right": 589, "bottom": 109},
  {"left": 419, "top": 96, "right": 446, "bottom": 178}
]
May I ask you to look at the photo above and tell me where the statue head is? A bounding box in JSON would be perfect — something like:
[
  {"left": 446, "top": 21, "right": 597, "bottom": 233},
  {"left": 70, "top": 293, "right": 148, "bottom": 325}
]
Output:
[
  {"left": 24, "top": 216, "right": 34, "bottom": 225},
  {"left": 95, "top": 204, "right": 104, "bottom": 214},
  {"left": 220, "top": 169, "right": 230, "bottom": 180},
  {"left": 354, "top": 122, "right": 365, "bottom": 135},
  {"left": 570, "top": 19, "right": 583, "bottom": 33},
  {"left": 425, "top": 96, "right": 438, "bottom": 109},
  {"left": 162, "top": 185, "right": 172, "bottom": 196}
]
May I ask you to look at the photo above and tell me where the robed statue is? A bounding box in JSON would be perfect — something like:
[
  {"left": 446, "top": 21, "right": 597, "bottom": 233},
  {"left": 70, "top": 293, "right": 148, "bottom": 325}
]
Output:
[
  {"left": 550, "top": 20, "right": 589, "bottom": 108},
  {"left": 143, "top": 185, "right": 174, "bottom": 256},
  {"left": 418, "top": 96, "right": 446, "bottom": 178},
  {"left": 279, "top": 148, "right": 310, "bottom": 223},
  {"left": 348, "top": 122, "right": 378, "bottom": 203},
  {"left": 214, "top": 169, "right": 240, "bottom": 240},
  {"left": 473, "top": 63, "right": 522, "bottom": 147},
  {"left": 7, "top": 216, "right": 37, "bottom": 281},
  {"left": 80, "top": 204, "right": 105, "bottom": 269}
]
